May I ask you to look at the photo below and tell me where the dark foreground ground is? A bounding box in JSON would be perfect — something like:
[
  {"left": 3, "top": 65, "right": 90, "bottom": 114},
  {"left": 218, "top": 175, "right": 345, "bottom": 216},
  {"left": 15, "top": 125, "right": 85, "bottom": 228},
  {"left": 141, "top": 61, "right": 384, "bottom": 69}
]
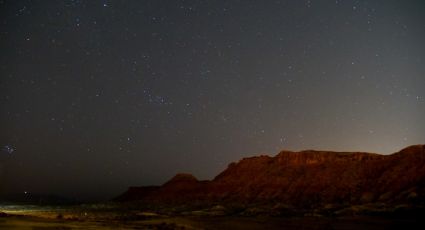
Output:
[{"left": 1, "top": 204, "right": 424, "bottom": 230}]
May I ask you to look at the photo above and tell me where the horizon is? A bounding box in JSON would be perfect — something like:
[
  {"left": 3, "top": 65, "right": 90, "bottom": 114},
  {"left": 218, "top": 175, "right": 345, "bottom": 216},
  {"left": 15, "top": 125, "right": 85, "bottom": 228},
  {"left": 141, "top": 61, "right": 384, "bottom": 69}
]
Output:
[{"left": 1, "top": 143, "right": 423, "bottom": 202}]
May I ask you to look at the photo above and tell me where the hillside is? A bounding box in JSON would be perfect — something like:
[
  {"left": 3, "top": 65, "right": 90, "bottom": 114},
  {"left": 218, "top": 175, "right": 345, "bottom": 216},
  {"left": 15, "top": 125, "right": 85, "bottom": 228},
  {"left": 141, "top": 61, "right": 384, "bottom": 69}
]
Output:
[{"left": 116, "top": 145, "right": 425, "bottom": 208}]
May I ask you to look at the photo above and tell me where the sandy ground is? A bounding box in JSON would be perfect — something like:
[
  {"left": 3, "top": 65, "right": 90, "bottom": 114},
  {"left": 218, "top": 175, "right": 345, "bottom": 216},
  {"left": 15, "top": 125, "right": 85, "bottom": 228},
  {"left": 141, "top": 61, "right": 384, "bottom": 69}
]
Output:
[
  {"left": 1, "top": 205, "right": 424, "bottom": 230},
  {"left": 1, "top": 215, "right": 424, "bottom": 230}
]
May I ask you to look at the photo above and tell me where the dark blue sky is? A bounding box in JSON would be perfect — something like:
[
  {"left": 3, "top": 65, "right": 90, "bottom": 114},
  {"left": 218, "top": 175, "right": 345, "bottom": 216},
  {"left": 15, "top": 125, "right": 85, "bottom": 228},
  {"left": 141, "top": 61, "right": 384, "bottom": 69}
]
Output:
[{"left": 1, "top": 0, "right": 424, "bottom": 200}]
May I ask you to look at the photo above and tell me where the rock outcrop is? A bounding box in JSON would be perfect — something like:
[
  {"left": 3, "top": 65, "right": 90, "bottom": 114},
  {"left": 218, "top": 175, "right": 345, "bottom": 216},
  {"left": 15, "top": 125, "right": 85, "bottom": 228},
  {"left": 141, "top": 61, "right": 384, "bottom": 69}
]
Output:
[{"left": 116, "top": 145, "right": 425, "bottom": 208}]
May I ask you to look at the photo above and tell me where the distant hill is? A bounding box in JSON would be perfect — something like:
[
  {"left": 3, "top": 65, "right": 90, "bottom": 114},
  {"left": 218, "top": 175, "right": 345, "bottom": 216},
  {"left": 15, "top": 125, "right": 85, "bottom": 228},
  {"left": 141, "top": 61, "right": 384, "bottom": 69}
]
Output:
[
  {"left": 0, "top": 193, "right": 79, "bottom": 205},
  {"left": 116, "top": 145, "right": 425, "bottom": 209}
]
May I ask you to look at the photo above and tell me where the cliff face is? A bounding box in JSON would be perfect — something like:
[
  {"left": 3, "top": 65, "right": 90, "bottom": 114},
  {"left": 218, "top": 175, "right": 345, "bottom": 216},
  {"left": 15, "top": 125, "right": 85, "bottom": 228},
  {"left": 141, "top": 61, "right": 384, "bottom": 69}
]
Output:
[{"left": 116, "top": 145, "right": 425, "bottom": 207}]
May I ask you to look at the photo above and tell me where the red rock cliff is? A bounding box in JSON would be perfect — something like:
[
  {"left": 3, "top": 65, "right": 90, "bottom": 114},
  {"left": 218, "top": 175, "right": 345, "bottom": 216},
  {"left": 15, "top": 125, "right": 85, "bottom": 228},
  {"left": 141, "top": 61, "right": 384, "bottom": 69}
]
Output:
[{"left": 116, "top": 145, "right": 425, "bottom": 207}]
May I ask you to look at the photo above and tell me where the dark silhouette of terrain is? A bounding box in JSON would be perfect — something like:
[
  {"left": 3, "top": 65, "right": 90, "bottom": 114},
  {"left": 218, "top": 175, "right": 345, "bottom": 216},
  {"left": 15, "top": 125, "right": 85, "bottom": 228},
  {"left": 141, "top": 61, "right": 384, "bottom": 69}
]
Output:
[
  {"left": 116, "top": 145, "right": 425, "bottom": 210},
  {"left": 0, "top": 193, "right": 79, "bottom": 205}
]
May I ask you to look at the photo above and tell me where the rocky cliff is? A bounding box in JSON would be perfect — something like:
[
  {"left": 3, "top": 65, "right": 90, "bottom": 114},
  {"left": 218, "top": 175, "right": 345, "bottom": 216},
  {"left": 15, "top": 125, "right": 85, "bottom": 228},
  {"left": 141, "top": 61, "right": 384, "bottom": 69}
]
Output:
[{"left": 116, "top": 145, "right": 425, "bottom": 208}]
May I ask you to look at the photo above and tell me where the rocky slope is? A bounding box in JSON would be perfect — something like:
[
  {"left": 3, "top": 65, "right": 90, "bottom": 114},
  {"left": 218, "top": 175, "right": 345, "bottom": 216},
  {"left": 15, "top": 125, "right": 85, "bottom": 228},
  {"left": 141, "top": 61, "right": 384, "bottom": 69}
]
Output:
[{"left": 116, "top": 145, "right": 425, "bottom": 208}]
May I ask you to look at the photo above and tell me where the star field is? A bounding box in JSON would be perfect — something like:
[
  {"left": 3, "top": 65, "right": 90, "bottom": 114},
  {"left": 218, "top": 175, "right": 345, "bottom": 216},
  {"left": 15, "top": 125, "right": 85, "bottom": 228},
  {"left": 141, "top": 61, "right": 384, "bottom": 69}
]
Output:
[{"left": 0, "top": 0, "right": 424, "bottom": 200}]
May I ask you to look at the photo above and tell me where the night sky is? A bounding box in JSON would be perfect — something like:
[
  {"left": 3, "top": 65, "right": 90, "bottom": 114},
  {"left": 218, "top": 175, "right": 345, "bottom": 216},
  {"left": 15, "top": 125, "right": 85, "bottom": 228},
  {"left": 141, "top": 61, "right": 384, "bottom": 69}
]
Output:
[{"left": 1, "top": 0, "right": 424, "bottom": 200}]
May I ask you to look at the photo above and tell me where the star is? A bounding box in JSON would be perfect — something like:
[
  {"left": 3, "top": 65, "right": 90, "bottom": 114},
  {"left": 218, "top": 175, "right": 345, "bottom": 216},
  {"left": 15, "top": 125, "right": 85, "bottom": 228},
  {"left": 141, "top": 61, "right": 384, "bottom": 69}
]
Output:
[{"left": 2, "top": 145, "right": 15, "bottom": 154}]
